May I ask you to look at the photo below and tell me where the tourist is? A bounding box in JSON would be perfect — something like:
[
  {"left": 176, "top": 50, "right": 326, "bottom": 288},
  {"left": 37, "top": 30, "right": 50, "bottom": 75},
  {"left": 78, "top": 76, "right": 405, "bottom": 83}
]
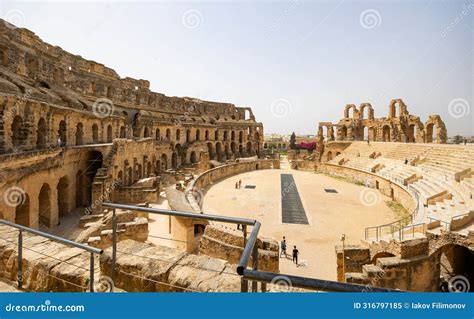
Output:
[
  {"left": 57, "top": 136, "right": 62, "bottom": 147},
  {"left": 235, "top": 182, "right": 238, "bottom": 189},
  {"left": 280, "top": 237, "right": 287, "bottom": 258},
  {"left": 238, "top": 180, "right": 242, "bottom": 189},
  {"left": 367, "top": 140, "right": 370, "bottom": 145},
  {"left": 292, "top": 245, "right": 299, "bottom": 265},
  {"left": 404, "top": 158, "right": 408, "bottom": 165}
]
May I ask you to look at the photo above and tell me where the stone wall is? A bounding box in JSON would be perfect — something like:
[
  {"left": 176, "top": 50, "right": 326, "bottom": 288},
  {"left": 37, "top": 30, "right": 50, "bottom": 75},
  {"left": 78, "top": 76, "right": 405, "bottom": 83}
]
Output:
[{"left": 198, "top": 225, "right": 279, "bottom": 273}]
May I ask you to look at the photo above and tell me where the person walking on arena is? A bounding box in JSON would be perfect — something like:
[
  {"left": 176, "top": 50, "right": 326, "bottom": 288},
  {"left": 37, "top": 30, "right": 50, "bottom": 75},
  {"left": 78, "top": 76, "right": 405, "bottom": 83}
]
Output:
[
  {"left": 280, "top": 236, "right": 287, "bottom": 258},
  {"left": 292, "top": 245, "right": 299, "bottom": 265}
]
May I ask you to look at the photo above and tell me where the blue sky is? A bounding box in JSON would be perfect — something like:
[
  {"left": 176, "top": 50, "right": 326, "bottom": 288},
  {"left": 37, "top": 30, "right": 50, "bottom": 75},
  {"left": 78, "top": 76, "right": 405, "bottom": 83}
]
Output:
[{"left": 1, "top": 0, "right": 473, "bottom": 135}]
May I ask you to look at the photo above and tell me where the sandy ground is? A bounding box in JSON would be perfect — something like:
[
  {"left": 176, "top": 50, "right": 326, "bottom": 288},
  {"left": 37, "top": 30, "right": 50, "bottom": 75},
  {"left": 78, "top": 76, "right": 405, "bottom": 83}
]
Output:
[{"left": 202, "top": 159, "right": 397, "bottom": 280}]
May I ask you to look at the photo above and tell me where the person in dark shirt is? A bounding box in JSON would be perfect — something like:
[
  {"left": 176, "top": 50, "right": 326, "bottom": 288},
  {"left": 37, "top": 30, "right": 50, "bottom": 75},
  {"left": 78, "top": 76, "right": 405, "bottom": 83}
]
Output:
[
  {"left": 292, "top": 245, "right": 299, "bottom": 265},
  {"left": 404, "top": 158, "right": 408, "bottom": 165}
]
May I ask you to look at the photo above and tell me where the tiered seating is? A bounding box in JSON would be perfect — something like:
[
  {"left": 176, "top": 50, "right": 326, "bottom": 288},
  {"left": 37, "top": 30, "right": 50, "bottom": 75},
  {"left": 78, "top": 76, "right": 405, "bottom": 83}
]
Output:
[{"left": 327, "top": 141, "right": 474, "bottom": 236}]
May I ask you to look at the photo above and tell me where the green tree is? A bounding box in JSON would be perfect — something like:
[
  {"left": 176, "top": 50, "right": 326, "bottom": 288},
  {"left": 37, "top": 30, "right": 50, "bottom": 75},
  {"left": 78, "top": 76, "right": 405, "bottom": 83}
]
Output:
[{"left": 290, "top": 132, "right": 297, "bottom": 150}]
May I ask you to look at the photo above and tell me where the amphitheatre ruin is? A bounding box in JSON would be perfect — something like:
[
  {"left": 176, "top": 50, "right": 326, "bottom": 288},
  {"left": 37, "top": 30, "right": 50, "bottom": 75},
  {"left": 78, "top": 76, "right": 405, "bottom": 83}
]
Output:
[{"left": 0, "top": 21, "right": 472, "bottom": 293}]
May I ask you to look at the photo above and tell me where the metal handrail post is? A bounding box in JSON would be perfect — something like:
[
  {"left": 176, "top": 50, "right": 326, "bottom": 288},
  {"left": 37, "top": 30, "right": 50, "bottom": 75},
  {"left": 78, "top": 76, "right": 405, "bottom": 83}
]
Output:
[
  {"left": 18, "top": 230, "right": 22, "bottom": 289},
  {"left": 251, "top": 245, "right": 258, "bottom": 292},
  {"left": 90, "top": 253, "right": 95, "bottom": 292},
  {"left": 112, "top": 208, "right": 117, "bottom": 284},
  {"left": 241, "top": 224, "right": 248, "bottom": 292}
]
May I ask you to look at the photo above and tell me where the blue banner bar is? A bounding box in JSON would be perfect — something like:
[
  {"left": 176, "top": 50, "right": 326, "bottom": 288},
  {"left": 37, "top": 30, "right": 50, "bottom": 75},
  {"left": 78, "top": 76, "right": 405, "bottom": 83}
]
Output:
[{"left": 0, "top": 293, "right": 472, "bottom": 319}]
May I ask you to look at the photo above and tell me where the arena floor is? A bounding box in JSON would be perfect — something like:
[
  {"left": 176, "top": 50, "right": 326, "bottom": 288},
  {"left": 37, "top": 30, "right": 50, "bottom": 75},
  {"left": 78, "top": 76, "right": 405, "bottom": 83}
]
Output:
[{"left": 202, "top": 159, "right": 398, "bottom": 280}]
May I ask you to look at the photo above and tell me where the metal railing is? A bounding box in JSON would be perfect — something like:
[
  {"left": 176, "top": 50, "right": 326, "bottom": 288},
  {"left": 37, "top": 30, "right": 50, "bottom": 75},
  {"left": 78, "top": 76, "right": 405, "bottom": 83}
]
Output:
[
  {"left": 103, "top": 202, "right": 399, "bottom": 292},
  {"left": 0, "top": 219, "right": 103, "bottom": 292},
  {"left": 428, "top": 216, "right": 451, "bottom": 231}
]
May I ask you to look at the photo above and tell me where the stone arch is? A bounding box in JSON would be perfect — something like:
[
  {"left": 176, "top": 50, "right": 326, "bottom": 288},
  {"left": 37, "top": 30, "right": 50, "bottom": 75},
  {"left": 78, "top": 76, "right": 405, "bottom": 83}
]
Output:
[
  {"left": 359, "top": 103, "right": 374, "bottom": 120},
  {"left": 216, "top": 142, "right": 223, "bottom": 161},
  {"left": 205, "top": 130, "right": 210, "bottom": 140},
  {"left": 186, "top": 129, "right": 191, "bottom": 142},
  {"left": 117, "top": 171, "right": 123, "bottom": 185},
  {"left": 38, "top": 183, "right": 52, "bottom": 228},
  {"left": 75, "top": 122, "right": 84, "bottom": 145},
  {"left": 344, "top": 104, "right": 357, "bottom": 119},
  {"left": 127, "top": 167, "right": 133, "bottom": 186},
  {"left": 327, "top": 151, "right": 333, "bottom": 161},
  {"left": 239, "top": 131, "right": 244, "bottom": 143},
  {"left": 238, "top": 144, "right": 243, "bottom": 156},
  {"left": 424, "top": 116, "right": 447, "bottom": 143},
  {"left": 11, "top": 115, "right": 24, "bottom": 147},
  {"left": 119, "top": 126, "right": 126, "bottom": 138},
  {"left": 223, "top": 131, "right": 228, "bottom": 141},
  {"left": 166, "top": 128, "right": 171, "bottom": 140},
  {"left": 382, "top": 125, "right": 391, "bottom": 142},
  {"left": 171, "top": 152, "right": 178, "bottom": 169},
  {"left": 207, "top": 142, "right": 216, "bottom": 160},
  {"left": 433, "top": 244, "right": 473, "bottom": 291},
  {"left": 371, "top": 251, "right": 395, "bottom": 263},
  {"left": 15, "top": 193, "right": 30, "bottom": 227},
  {"left": 231, "top": 131, "right": 236, "bottom": 141},
  {"left": 176, "top": 129, "right": 181, "bottom": 142},
  {"left": 340, "top": 126, "right": 348, "bottom": 140},
  {"left": 156, "top": 128, "right": 161, "bottom": 140},
  {"left": 190, "top": 151, "right": 198, "bottom": 164},
  {"left": 368, "top": 126, "right": 376, "bottom": 141},
  {"left": 92, "top": 124, "right": 99, "bottom": 143},
  {"left": 214, "top": 130, "right": 219, "bottom": 141},
  {"left": 57, "top": 176, "right": 69, "bottom": 217},
  {"left": 107, "top": 125, "right": 113, "bottom": 142},
  {"left": 144, "top": 127, "right": 150, "bottom": 138},
  {"left": 146, "top": 161, "right": 152, "bottom": 177},
  {"left": 36, "top": 117, "right": 47, "bottom": 148},
  {"left": 246, "top": 141, "right": 252, "bottom": 155},
  {"left": 195, "top": 129, "right": 201, "bottom": 141},
  {"left": 58, "top": 120, "right": 67, "bottom": 145},
  {"left": 161, "top": 153, "right": 168, "bottom": 170}
]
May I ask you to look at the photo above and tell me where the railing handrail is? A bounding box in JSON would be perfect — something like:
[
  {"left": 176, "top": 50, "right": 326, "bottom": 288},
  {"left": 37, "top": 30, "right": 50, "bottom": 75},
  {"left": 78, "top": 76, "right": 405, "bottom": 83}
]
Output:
[
  {"left": 102, "top": 202, "right": 257, "bottom": 226},
  {"left": 0, "top": 219, "right": 103, "bottom": 254}
]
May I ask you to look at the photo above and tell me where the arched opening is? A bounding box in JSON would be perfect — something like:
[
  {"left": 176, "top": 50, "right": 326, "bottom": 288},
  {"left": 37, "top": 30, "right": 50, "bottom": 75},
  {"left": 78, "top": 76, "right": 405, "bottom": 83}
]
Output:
[
  {"left": 239, "top": 131, "right": 243, "bottom": 143},
  {"left": 75, "top": 170, "right": 83, "bottom": 208},
  {"left": 382, "top": 125, "right": 391, "bottom": 142},
  {"left": 340, "top": 126, "right": 348, "bottom": 141},
  {"left": 363, "top": 126, "right": 368, "bottom": 141},
  {"left": 368, "top": 127, "right": 376, "bottom": 141},
  {"left": 57, "top": 176, "right": 69, "bottom": 218},
  {"left": 216, "top": 142, "right": 222, "bottom": 162},
  {"left": 176, "top": 129, "right": 181, "bottom": 142},
  {"left": 107, "top": 125, "right": 113, "bottom": 142},
  {"left": 127, "top": 167, "right": 133, "bottom": 186},
  {"left": 231, "top": 142, "right": 237, "bottom": 156},
  {"left": 195, "top": 129, "right": 200, "bottom": 141},
  {"left": 161, "top": 154, "right": 168, "bottom": 170},
  {"left": 408, "top": 124, "right": 416, "bottom": 143},
  {"left": 155, "top": 161, "right": 161, "bottom": 174},
  {"left": 246, "top": 142, "right": 252, "bottom": 155},
  {"left": 186, "top": 129, "right": 191, "bottom": 142},
  {"left": 205, "top": 130, "right": 209, "bottom": 140},
  {"left": 225, "top": 144, "right": 230, "bottom": 159},
  {"left": 207, "top": 142, "right": 215, "bottom": 160},
  {"left": 92, "top": 124, "right": 99, "bottom": 143},
  {"left": 119, "top": 126, "right": 126, "bottom": 138},
  {"left": 75, "top": 123, "right": 84, "bottom": 145},
  {"left": 58, "top": 120, "right": 67, "bottom": 146},
  {"left": 36, "top": 118, "right": 47, "bottom": 148},
  {"left": 371, "top": 252, "right": 395, "bottom": 264},
  {"left": 190, "top": 151, "right": 197, "bottom": 164},
  {"left": 144, "top": 127, "right": 150, "bottom": 138},
  {"left": 238, "top": 145, "right": 243, "bottom": 156},
  {"left": 327, "top": 151, "right": 333, "bottom": 161},
  {"left": 214, "top": 131, "right": 219, "bottom": 141},
  {"left": 136, "top": 164, "right": 142, "bottom": 181},
  {"left": 223, "top": 131, "right": 228, "bottom": 141},
  {"left": 436, "top": 244, "right": 474, "bottom": 292},
  {"left": 156, "top": 128, "right": 161, "bottom": 140},
  {"left": 117, "top": 171, "right": 123, "bottom": 185},
  {"left": 426, "top": 123, "right": 435, "bottom": 143},
  {"left": 15, "top": 193, "right": 30, "bottom": 227},
  {"left": 146, "top": 162, "right": 152, "bottom": 177},
  {"left": 231, "top": 131, "right": 236, "bottom": 141},
  {"left": 171, "top": 152, "right": 178, "bottom": 169},
  {"left": 166, "top": 129, "right": 171, "bottom": 140},
  {"left": 38, "top": 183, "right": 51, "bottom": 228},
  {"left": 11, "top": 115, "right": 23, "bottom": 147}
]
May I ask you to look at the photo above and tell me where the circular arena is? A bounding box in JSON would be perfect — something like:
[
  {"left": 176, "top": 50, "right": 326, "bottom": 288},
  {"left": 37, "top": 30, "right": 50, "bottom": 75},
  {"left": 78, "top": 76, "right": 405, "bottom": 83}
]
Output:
[{"left": 0, "top": 21, "right": 472, "bottom": 293}]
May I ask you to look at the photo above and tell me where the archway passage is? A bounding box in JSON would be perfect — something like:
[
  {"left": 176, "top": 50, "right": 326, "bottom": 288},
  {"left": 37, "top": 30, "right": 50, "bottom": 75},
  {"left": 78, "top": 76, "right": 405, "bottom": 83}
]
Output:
[
  {"left": 57, "top": 176, "right": 69, "bottom": 218},
  {"left": 37, "top": 118, "right": 47, "bottom": 148},
  {"left": 190, "top": 151, "right": 197, "bottom": 164},
  {"left": 15, "top": 193, "right": 30, "bottom": 227},
  {"left": 38, "top": 183, "right": 51, "bottom": 228},
  {"left": 76, "top": 151, "right": 103, "bottom": 208},
  {"left": 58, "top": 120, "right": 67, "bottom": 145},
  {"left": 107, "top": 125, "right": 113, "bottom": 143},
  {"left": 11, "top": 115, "right": 24, "bottom": 147},
  {"left": 171, "top": 152, "right": 178, "bottom": 169},
  {"left": 426, "top": 123, "right": 435, "bottom": 143},
  {"left": 437, "top": 244, "right": 474, "bottom": 292},
  {"left": 382, "top": 125, "right": 391, "bottom": 142}
]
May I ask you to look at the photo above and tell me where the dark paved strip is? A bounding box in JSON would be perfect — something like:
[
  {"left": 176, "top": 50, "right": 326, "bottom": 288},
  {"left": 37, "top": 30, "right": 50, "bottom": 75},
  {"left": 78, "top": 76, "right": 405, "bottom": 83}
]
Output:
[{"left": 281, "top": 174, "right": 309, "bottom": 225}]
